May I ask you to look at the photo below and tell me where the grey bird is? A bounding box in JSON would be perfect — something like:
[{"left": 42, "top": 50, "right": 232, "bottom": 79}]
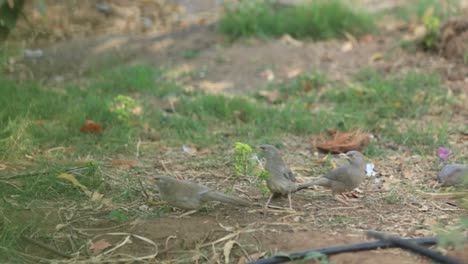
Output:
[
  {"left": 437, "top": 164, "right": 467, "bottom": 187},
  {"left": 258, "top": 144, "right": 298, "bottom": 209},
  {"left": 154, "top": 176, "right": 251, "bottom": 210},
  {"left": 299, "top": 151, "right": 367, "bottom": 199}
]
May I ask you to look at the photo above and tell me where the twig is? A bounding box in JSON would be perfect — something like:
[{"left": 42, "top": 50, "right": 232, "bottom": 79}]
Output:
[
  {"left": 21, "top": 235, "right": 72, "bottom": 259},
  {"left": 417, "top": 191, "right": 467, "bottom": 199},
  {"left": 248, "top": 237, "right": 438, "bottom": 264},
  {"left": 367, "top": 231, "right": 464, "bottom": 264},
  {"left": 136, "top": 177, "right": 150, "bottom": 200},
  {"left": 0, "top": 180, "right": 22, "bottom": 191},
  {"left": 135, "top": 138, "right": 141, "bottom": 158},
  {"left": 100, "top": 235, "right": 131, "bottom": 256},
  {"left": 159, "top": 160, "right": 171, "bottom": 175}
]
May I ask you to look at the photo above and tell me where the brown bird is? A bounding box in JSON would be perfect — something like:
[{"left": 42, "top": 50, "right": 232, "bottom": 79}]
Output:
[
  {"left": 298, "top": 151, "right": 367, "bottom": 201},
  {"left": 154, "top": 176, "right": 251, "bottom": 210},
  {"left": 258, "top": 144, "right": 298, "bottom": 209}
]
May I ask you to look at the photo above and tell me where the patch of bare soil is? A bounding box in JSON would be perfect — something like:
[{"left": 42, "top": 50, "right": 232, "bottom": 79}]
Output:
[
  {"left": 19, "top": 142, "right": 467, "bottom": 263},
  {"left": 9, "top": 21, "right": 467, "bottom": 102}
]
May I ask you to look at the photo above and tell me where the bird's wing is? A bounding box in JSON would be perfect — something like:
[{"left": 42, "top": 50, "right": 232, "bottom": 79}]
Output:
[
  {"left": 324, "top": 166, "right": 350, "bottom": 183},
  {"left": 282, "top": 166, "right": 296, "bottom": 182},
  {"left": 201, "top": 191, "right": 251, "bottom": 206}
]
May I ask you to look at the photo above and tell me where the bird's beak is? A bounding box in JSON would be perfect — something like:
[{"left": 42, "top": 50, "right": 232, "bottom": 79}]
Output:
[{"left": 256, "top": 146, "right": 263, "bottom": 151}]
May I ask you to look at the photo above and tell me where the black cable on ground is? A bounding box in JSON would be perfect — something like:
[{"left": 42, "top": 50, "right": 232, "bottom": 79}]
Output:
[
  {"left": 248, "top": 237, "right": 438, "bottom": 264},
  {"left": 367, "top": 231, "right": 464, "bottom": 264}
]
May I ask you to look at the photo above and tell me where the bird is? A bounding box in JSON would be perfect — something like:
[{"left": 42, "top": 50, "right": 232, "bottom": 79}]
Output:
[
  {"left": 437, "top": 164, "right": 467, "bottom": 187},
  {"left": 153, "top": 176, "right": 251, "bottom": 210},
  {"left": 298, "top": 151, "right": 367, "bottom": 201},
  {"left": 258, "top": 144, "right": 298, "bottom": 209}
]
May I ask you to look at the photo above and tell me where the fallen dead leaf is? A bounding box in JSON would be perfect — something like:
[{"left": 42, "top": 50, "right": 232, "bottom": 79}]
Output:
[
  {"left": 286, "top": 68, "right": 302, "bottom": 79},
  {"left": 90, "top": 191, "right": 105, "bottom": 202},
  {"left": 360, "top": 34, "right": 374, "bottom": 43},
  {"left": 111, "top": 159, "right": 137, "bottom": 168},
  {"left": 341, "top": 41, "right": 353, "bottom": 52},
  {"left": 90, "top": 239, "right": 112, "bottom": 255},
  {"left": 260, "top": 69, "right": 275, "bottom": 82},
  {"left": 312, "top": 129, "right": 372, "bottom": 154},
  {"left": 344, "top": 32, "right": 358, "bottom": 45},
  {"left": 370, "top": 52, "right": 384, "bottom": 62},
  {"left": 238, "top": 252, "right": 267, "bottom": 264},
  {"left": 280, "top": 34, "right": 303, "bottom": 47},
  {"left": 80, "top": 120, "right": 104, "bottom": 133},
  {"left": 57, "top": 173, "right": 88, "bottom": 191},
  {"left": 257, "top": 90, "right": 281, "bottom": 104}
]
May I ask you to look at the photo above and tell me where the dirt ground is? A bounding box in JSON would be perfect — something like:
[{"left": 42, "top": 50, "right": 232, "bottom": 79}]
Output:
[{"left": 4, "top": 0, "right": 468, "bottom": 263}]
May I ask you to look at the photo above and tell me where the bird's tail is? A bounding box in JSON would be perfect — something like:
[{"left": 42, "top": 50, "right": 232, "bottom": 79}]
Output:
[
  {"left": 295, "top": 178, "right": 331, "bottom": 192},
  {"left": 203, "top": 191, "right": 251, "bottom": 207}
]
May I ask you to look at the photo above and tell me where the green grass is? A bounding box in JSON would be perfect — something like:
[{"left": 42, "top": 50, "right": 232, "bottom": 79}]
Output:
[
  {"left": 0, "top": 66, "right": 450, "bottom": 160},
  {"left": 391, "top": 0, "right": 461, "bottom": 21},
  {"left": 384, "top": 188, "right": 403, "bottom": 204},
  {"left": 219, "top": 0, "right": 376, "bottom": 40},
  {"left": 0, "top": 63, "right": 457, "bottom": 261},
  {"left": 318, "top": 216, "right": 364, "bottom": 225}
]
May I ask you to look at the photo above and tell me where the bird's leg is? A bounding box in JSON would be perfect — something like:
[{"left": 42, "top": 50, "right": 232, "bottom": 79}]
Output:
[
  {"left": 176, "top": 210, "right": 198, "bottom": 218},
  {"left": 264, "top": 194, "right": 274, "bottom": 209},
  {"left": 334, "top": 194, "right": 350, "bottom": 205},
  {"left": 341, "top": 192, "right": 349, "bottom": 200},
  {"left": 287, "top": 193, "right": 293, "bottom": 211}
]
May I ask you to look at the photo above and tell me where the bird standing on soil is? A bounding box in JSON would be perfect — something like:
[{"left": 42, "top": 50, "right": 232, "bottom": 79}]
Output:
[
  {"left": 258, "top": 144, "right": 298, "bottom": 210},
  {"left": 299, "top": 151, "right": 367, "bottom": 202},
  {"left": 153, "top": 176, "right": 251, "bottom": 210},
  {"left": 437, "top": 164, "right": 467, "bottom": 187}
]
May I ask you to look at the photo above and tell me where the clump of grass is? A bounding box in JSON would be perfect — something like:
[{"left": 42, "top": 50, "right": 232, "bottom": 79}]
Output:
[
  {"left": 391, "top": 0, "right": 460, "bottom": 22},
  {"left": 331, "top": 70, "right": 444, "bottom": 119},
  {"left": 0, "top": 65, "right": 180, "bottom": 160},
  {"left": 219, "top": 0, "right": 375, "bottom": 40},
  {"left": 384, "top": 188, "right": 403, "bottom": 204}
]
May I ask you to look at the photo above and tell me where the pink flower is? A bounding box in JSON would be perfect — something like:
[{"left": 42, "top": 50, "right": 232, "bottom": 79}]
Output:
[{"left": 438, "top": 147, "right": 450, "bottom": 161}]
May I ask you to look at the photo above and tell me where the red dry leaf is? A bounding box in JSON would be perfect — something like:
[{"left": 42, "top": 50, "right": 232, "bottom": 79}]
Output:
[
  {"left": 90, "top": 239, "right": 112, "bottom": 255},
  {"left": 80, "top": 120, "right": 104, "bottom": 133},
  {"left": 111, "top": 159, "right": 137, "bottom": 168},
  {"left": 311, "top": 129, "right": 372, "bottom": 154}
]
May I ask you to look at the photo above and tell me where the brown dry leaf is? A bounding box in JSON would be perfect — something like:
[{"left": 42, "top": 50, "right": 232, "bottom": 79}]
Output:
[
  {"left": 312, "top": 130, "right": 372, "bottom": 154},
  {"left": 132, "top": 106, "right": 143, "bottom": 115},
  {"left": 57, "top": 173, "right": 88, "bottom": 191},
  {"left": 286, "top": 68, "right": 302, "bottom": 79},
  {"left": 80, "top": 120, "right": 104, "bottom": 133},
  {"left": 404, "top": 25, "right": 426, "bottom": 41},
  {"left": 90, "top": 239, "right": 112, "bottom": 255},
  {"left": 238, "top": 252, "right": 267, "bottom": 264},
  {"left": 381, "top": 176, "right": 400, "bottom": 191},
  {"left": 90, "top": 191, "right": 104, "bottom": 202},
  {"left": 280, "top": 34, "right": 303, "bottom": 47},
  {"left": 344, "top": 32, "right": 358, "bottom": 45},
  {"left": 370, "top": 52, "right": 383, "bottom": 62},
  {"left": 260, "top": 69, "right": 275, "bottom": 82},
  {"left": 341, "top": 41, "right": 353, "bottom": 52},
  {"left": 111, "top": 159, "right": 137, "bottom": 168},
  {"left": 360, "top": 34, "right": 374, "bottom": 43},
  {"left": 402, "top": 170, "right": 415, "bottom": 179},
  {"left": 257, "top": 90, "right": 281, "bottom": 104},
  {"left": 182, "top": 145, "right": 198, "bottom": 156}
]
